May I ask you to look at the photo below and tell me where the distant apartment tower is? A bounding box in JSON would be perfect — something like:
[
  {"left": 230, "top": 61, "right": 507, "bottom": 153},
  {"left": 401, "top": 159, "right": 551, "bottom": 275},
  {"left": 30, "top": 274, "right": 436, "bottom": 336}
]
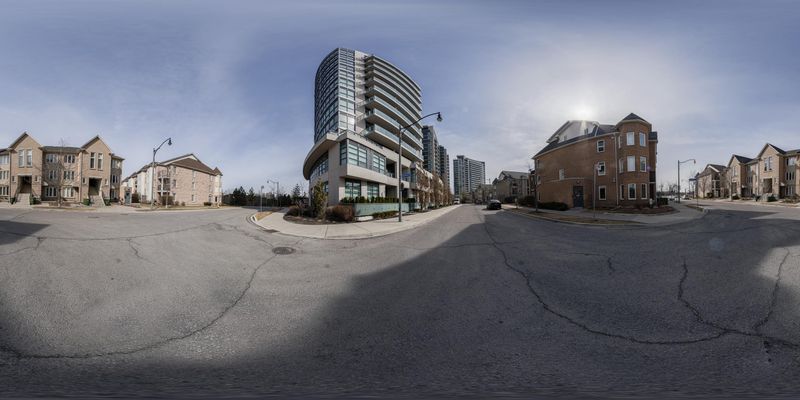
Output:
[
  {"left": 422, "top": 125, "right": 450, "bottom": 189},
  {"left": 453, "top": 155, "right": 485, "bottom": 195},
  {"left": 438, "top": 144, "right": 450, "bottom": 191},
  {"left": 303, "top": 48, "right": 432, "bottom": 205}
]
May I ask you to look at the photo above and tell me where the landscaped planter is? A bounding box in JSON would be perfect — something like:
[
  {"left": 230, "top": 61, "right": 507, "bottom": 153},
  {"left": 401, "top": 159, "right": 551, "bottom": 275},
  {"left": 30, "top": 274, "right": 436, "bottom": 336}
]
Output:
[{"left": 351, "top": 202, "right": 414, "bottom": 216}]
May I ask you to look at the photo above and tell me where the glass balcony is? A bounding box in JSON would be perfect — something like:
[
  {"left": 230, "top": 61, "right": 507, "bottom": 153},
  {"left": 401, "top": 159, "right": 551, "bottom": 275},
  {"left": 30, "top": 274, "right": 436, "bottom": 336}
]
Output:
[
  {"left": 363, "top": 96, "right": 422, "bottom": 139},
  {"left": 364, "top": 76, "right": 421, "bottom": 112},
  {"left": 365, "top": 86, "right": 421, "bottom": 125},
  {"left": 365, "top": 109, "right": 423, "bottom": 148},
  {"left": 364, "top": 125, "right": 423, "bottom": 161}
]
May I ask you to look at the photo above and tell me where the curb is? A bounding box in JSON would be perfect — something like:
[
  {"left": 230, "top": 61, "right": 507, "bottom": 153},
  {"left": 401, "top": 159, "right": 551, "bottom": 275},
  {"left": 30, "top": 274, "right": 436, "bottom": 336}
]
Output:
[{"left": 250, "top": 205, "right": 459, "bottom": 240}]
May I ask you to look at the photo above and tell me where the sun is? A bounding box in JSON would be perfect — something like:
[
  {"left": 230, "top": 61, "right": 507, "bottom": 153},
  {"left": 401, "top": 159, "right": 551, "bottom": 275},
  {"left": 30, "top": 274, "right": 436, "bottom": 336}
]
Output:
[{"left": 573, "top": 104, "right": 596, "bottom": 121}]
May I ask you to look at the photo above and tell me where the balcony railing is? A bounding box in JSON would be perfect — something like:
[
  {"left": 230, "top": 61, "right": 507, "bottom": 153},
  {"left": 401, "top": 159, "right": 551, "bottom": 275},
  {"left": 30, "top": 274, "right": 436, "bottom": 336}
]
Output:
[{"left": 365, "top": 109, "right": 423, "bottom": 148}]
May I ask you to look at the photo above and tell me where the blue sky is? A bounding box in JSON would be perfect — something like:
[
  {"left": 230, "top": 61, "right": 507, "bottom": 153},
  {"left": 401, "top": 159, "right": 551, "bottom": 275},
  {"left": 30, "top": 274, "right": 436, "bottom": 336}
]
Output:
[{"left": 1, "top": 0, "right": 798, "bottom": 193}]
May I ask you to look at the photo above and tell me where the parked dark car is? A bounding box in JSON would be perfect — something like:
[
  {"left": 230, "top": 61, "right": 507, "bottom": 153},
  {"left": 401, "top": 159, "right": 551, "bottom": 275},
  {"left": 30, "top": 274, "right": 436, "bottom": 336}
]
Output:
[{"left": 487, "top": 199, "right": 502, "bottom": 210}]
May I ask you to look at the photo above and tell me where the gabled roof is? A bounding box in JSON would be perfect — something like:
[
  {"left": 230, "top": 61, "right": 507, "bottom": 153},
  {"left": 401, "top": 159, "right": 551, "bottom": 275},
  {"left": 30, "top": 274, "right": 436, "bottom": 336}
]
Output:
[
  {"left": 169, "top": 157, "right": 216, "bottom": 175},
  {"left": 213, "top": 167, "right": 223, "bottom": 176},
  {"left": 729, "top": 154, "right": 753, "bottom": 165},
  {"left": 160, "top": 153, "right": 199, "bottom": 164},
  {"left": 498, "top": 170, "right": 529, "bottom": 180},
  {"left": 8, "top": 132, "right": 40, "bottom": 149},
  {"left": 756, "top": 143, "right": 787, "bottom": 158},
  {"left": 698, "top": 164, "right": 726, "bottom": 177}
]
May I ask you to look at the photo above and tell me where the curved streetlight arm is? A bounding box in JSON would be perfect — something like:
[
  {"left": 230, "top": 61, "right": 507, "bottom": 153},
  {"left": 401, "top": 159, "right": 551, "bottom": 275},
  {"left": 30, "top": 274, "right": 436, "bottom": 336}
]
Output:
[
  {"left": 397, "top": 112, "right": 442, "bottom": 222},
  {"left": 150, "top": 137, "right": 172, "bottom": 209}
]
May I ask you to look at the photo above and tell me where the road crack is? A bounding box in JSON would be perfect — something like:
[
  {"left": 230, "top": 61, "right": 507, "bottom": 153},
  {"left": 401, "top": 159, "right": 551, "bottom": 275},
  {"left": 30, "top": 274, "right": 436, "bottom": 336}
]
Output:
[
  {"left": 753, "top": 248, "right": 791, "bottom": 333},
  {"left": 0, "top": 254, "right": 278, "bottom": 360}
]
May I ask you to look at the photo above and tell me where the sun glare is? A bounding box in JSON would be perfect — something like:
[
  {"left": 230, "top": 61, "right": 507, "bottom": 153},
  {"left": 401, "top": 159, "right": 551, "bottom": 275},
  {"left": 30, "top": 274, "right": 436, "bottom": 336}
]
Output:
[{"left": 573, "top": 104, "right": 596, "bottom": 121}]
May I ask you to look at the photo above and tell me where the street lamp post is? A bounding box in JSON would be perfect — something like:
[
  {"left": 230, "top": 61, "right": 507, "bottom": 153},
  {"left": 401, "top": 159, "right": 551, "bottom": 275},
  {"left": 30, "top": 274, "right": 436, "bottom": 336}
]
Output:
[
  {"left": 151, "top": 137, "right": 172, "bottom": 209},
  {"left": 677, "top": 158, "right": 696, "bottom": 203},
  {"left": 396, "top": 112, "right": 442, "bottom": 222},
  {"left": 260, "top": 185, "right": 264, "bottom": 212},
  {"left": 267, "top": 179, "right": 279, "bottom": 207}
]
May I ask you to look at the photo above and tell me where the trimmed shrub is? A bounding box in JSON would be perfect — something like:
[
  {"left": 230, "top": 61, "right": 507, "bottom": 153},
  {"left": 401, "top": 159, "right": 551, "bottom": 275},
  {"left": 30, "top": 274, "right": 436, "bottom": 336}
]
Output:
[
  {"left": 503, "top": 196, "right": 516, "bottom": 204},
  {"left": 326, "top": 205, "right": 354, "bottom": 222},
  {"left": 657, "top": 197, "right": 669, "bottom": 206},
  {"left": 104, "top": 199, "right": 111, "bottom": 206},
  {"left": 83, "top": 198, "right": 91, "bottom": 206},
  {"left": 203, "top": 202, "right": 212, "bottom": 206},
  {"left": 286, "top": 205, "right": 301, "bottom": 216},
  {"left": 731, "top": 194, "right": 740, "bottom": 200},
  {"left": 767, "top": 195, "right": 777, "bottom": 202},
  {"left": 518, "top": 195, "right": 537, "bottom": 207},
  {"left": 539, "top": 202, "right": 568, "bottom": 211},
  {"left": 372, "top": 210, "right": 398, "bottom": 219}
]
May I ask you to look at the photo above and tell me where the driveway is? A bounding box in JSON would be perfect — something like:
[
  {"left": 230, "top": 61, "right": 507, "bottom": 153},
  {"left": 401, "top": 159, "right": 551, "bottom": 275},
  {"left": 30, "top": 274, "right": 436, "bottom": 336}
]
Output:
[{"left": 1, "top": 205, "right": 800, "bottom": 397}]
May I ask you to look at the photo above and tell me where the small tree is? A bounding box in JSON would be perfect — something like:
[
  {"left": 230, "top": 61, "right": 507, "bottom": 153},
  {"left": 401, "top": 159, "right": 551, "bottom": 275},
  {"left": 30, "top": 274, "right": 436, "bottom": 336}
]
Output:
[
  {"left": 291, "top": 183, "right": 302, "bottom": 200},
  {"left": 311, "top": 179, "right": 327, "bottom": 219}
]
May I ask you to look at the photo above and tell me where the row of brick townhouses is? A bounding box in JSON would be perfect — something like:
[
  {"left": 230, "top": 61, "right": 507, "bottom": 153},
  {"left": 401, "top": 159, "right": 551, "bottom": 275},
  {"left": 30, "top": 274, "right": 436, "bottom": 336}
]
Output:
[
  {"left": 532, "top": 113, "right": 658, "bottom": 208},
  {"left": 697, "top": 143, "right": 799, "bottom": 199},
  {"left": 120, "top": 154, "right": 223, "bottom": 206},
  {"left": 0, "top": 132, "right": 123, "bottom": 205},
  {"left": 493, "top": 170, "right": 531, "bottom": 202}
]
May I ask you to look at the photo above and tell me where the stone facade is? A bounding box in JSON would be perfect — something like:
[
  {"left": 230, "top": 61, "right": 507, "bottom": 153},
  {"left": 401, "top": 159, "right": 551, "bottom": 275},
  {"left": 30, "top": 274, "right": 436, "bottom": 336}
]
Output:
[
  {"left": 532, "top": 114, "right": 658, "bottom": 209},
  {"left": 0, "top": 132, "right": 123, "bottom": 204},
  {"left": 121, "top": 154, "right": 222, "bottom": 206}
]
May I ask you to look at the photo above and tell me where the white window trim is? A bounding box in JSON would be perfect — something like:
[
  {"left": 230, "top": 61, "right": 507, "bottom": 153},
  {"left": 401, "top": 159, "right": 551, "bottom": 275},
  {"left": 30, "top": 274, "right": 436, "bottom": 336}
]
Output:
[
  {"left": 597, "top": 162, "right": 606, "bottom": 176},
  {"left": 628, "top": 183, "right": 636, "bottom": 200},
  {"left": 558, "top": 169, "right": 565, "bottom": 181},
  {"left": 639, "top": 132, "right": 646, "bottom": 147},
  {"left": 641, "top": 183, "right": 648, "bottom": 199},
  {"left": 627, "top": 156, "right": 636, "bottom": 173},
  {"left": 626, "top": 132, "right": 634, "bottom": 146},
  {"left": 640, "top": 156, "right": 647, "bottom": 172},
  {"left": 597, "top": 140, "right": 605, "bottom": 153}
]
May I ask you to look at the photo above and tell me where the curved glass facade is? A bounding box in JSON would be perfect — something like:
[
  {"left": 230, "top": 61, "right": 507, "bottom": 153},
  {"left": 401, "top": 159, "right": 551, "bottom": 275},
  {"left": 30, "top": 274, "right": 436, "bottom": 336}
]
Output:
[{"left": 313, "top": 48, "right": 423, "bottom": 153}]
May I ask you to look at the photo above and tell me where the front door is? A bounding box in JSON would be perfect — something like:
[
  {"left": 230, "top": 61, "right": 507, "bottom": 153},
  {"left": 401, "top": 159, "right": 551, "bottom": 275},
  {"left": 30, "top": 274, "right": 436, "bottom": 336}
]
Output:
[
  {"left": 18, "top": 176, "right": 32, "bottom": 194},
  {"left": 572, "top": 185, "right": 584, "bottom": 208},
  {"left": 88, "top": 178, "right": 101, "bottom": 196}
]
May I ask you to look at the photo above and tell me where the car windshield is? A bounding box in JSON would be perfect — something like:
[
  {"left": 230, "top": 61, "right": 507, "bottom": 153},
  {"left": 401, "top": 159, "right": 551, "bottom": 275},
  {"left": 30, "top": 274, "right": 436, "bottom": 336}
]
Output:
[{"left": 1, "top": 2, "right": 799, "bottom": 399}]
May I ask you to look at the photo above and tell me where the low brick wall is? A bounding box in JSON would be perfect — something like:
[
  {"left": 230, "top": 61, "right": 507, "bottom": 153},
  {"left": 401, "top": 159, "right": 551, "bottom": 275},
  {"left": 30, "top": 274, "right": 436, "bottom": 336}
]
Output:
[{"left": 351, "top": 203, "right": 414, "bottom": 216}]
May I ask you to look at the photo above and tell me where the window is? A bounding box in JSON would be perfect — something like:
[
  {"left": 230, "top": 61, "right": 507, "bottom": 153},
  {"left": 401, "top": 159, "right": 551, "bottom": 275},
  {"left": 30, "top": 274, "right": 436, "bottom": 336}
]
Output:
[
  {"left": 627, "top": 156, "right": 636, "bottom": 172},
  {"left": 45, "top": 187, "right": 58, "bottom": 197},
  {"left": 345, "top": 179, "right": 361, "bottom": 198},
  {"left": 46, "top": 154, "right": 58, "bottom": 163},
  {"left": 618, "top": 158, "right": 624, "bottom": 172},
  {"left": 597, "top": 162, "right": 606, "bottom": 176},
  {"left": 97, "top": 153, "right": 103, "bottom": 170},
  {"left": 597, "top": 140, "right": 605, "bottom": 153},
  {"left": 64, "top": 154, "right": 75, "bottom": 163},
  {"left": 192, "top": 181, "right": 196, "bottom": 190},
  {"left": 111, "top": 175, "right": 118, "bottom": 184},
  {"left": 639, "top": 132, "right": 646, "bottom": 147},
  {"left": 598, "top": 186, "right": 607, "bottom": 200},
  {"left": 626, "top": 132, "right": 634, "bottom": 146},
  {"left": 367, "top": 182, "right": 379, "bottom": 198},
  {"left": 18, "top": 151, "right": 24, "bottom": 167},
  {"left": 63, "top": 170, "right": 74, "bottom": 180},
  {"left": 640, "top": 156, "right": 647, "bottom": 172},
  {"left": 63, "top": 187, "right": 74, "bottom": 198},
  {"left": 90, "top": 152, "right": 96, "bottom": 169},
  {"left": 0, "top": 171, "right": 8, "bottom": 180},
  {"left": 765, "top": 156, "right": 773, "bottom": 171},
  {"left": 618, "top": 136, "right": 622, "bottom": 149},
  {"left": 558, "top": 169, "right": 565, "bottom": 180},
  {"left": 26, "top": 150, "right": 32, "bottom": 166},
  {"left": 628, "top": 183, "right": 636, "bottom": 200},
  {"left": 619, "top": 184, "right": 624, "bottom": 200},
  {"left": 191, "top": 194, "right": 196, "bottom": 202},
  {"left": 48, "top": 170, "right": 57, "bottom": 180},
  {"left": 0, "top": 154, "right": 8, "bottom": 165},
  {"left": 641, "top": 183, "right": 648, "bottom": 199},
  {"left": 0, "top": 186, "right": 8, "bottom": 196}
]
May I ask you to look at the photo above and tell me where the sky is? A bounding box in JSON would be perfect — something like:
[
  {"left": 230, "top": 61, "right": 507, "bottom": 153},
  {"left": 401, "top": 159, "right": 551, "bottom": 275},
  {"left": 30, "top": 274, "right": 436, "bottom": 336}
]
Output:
[{"left": 1, "top": 0, "right": 799, "bottom": 194}]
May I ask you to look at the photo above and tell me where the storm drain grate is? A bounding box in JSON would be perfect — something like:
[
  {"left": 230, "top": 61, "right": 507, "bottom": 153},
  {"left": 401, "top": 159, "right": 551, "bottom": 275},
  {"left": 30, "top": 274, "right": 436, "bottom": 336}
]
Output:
[{"left": 272, "top": 246, "right": 295, "bottom": 255}]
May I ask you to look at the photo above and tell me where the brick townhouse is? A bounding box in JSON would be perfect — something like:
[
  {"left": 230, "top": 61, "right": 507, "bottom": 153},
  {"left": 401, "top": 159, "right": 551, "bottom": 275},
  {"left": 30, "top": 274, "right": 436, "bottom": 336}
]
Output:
[
  {"left": 532, "top": 113, "right": 658, "bottom": 208},
  {"left": 121, "top": 153, "right": 223, "bottom": 206},
  {"left": 493, "top": 170, "right": 531, "bottom": 202},
  {"left": 0, "top": 132, "right": 123, "bottom": 205},
  {"left": 695, "top": 164, "right": 728, "bottom": 199},
  {"left": 722, "top": 143, "right": 799, "bottom": 199}
]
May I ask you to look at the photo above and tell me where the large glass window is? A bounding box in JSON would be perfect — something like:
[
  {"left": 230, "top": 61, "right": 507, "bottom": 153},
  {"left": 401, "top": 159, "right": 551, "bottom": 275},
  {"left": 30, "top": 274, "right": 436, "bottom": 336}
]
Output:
[
  {"left": 597, "top": 140, "right": 605, "bottom": 153},
  {"left": 598, "top": 186, "right": 606, "bottom": 200},
  {"left": 641, "top": 183, "right": 648, "bottom": 199},
  {"left": 626, "top": 132, "right": 634, "bottom": 146},
  {"left": 628, "top": 183, "right": 636, "bottom": 200},
  {"left": 627, "top": 156, "right": 636, "bottom": 172},
  {"left": 639, "top": 132, "right": 646, "bottom": 147},
  {"left": 345, "top": 179, "right": 361, "bottom": 198},
  {"left": 640, "top": 156, "right": 647, "bottom": 172},
  {"left": 367, "top": 182, "right": 379, "bottom": 198}
]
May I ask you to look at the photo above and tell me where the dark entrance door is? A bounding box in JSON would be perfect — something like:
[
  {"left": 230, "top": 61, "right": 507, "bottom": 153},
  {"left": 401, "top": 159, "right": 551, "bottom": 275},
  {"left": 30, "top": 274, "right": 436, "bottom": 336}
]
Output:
[
  {"left": 572, "top": 186, "right": 584, "bottom": 208},
  {"left": 88, "top": 178, "right": 101, "bottom": 196},
  {"left": 19, "top": 176, "right": 32, "bottom": 194}
]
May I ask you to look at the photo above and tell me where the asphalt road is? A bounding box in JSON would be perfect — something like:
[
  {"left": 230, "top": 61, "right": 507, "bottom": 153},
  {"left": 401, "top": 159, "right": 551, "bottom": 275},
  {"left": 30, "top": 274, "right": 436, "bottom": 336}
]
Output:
[{"left": 1, "top": 204, "right": 800, "bottom": 398}]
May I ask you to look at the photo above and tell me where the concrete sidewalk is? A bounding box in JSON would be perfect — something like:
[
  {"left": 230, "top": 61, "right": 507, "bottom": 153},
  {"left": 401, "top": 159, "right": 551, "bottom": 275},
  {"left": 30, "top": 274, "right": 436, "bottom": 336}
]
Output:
[
  {"left": 251, "top": 205, "right": 461, "bottom": 239},
  {"left": 515, "top": 202, "right": 705, "bottom": 225}
]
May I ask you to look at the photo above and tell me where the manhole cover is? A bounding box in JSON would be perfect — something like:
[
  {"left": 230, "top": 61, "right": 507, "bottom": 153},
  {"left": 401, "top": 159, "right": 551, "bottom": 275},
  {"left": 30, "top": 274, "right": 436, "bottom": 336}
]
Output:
[{"left": 272, "top": 246, "right": 295, "bottom": 255}]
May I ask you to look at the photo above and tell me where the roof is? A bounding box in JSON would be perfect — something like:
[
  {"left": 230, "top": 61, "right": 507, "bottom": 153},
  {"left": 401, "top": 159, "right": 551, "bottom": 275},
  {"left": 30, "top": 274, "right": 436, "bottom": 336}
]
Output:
[
  {"left": 756, "top": 143, "right": 788, "bottom": 158},
  {"left": 170, "top": 158, "right": 216, "bottom": 175},
  {"left": 41, "top": 146, "right": 82, "bottom": 153},
  {"left": 534, "top": 122, "right": 617, "bottom": 157},
  {"left": 698, "top": 164, "right": 727, "bottom": 177},
  {"left": 732, "top": 155, "right": 753, "bottom": 164},
  {"left": 498, "top": 170, "right": 529, "bottom": 180},
  {"left": 618, "top": 113, "right": 650, "bottom": 125},
  {"left": 213, "top": 167, "right": 223, "bottom": 176},
  {"left": 8, "top": 132, "right": 39, "bottom": 149}
]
